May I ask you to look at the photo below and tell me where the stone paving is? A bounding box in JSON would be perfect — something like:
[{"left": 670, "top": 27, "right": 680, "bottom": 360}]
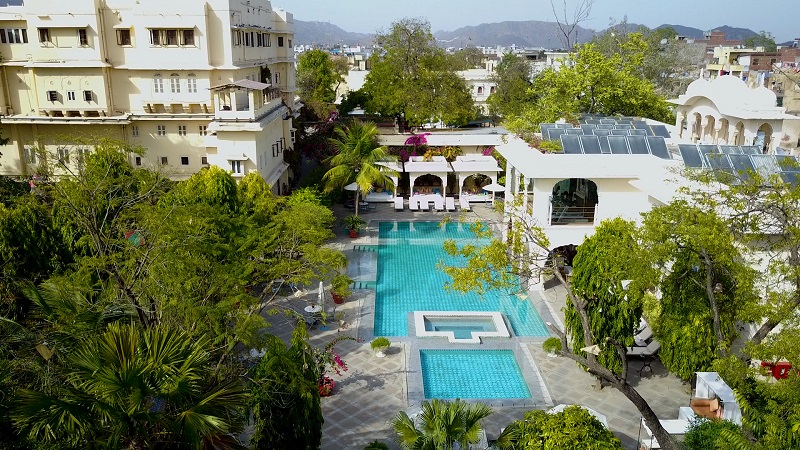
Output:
[{"left": 267, "top": 202, "right": 690, "bottom": 450}]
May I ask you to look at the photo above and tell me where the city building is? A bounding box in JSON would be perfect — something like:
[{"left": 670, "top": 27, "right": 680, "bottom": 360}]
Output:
[{"left": 0, "top": 0, "right": 298, "bottom": 193}]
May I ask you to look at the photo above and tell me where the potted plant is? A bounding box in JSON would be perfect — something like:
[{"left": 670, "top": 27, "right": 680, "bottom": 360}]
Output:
[
  {"left": 371, "top": 337, "right": 391, "bottom": 358},
  {"left": 331, "top": 274, "right": 352, "bottom": 305},
  {"left": 543, "top": 337, "right": 562, "bottom": 357},
  {"left": 344, "top": 214, "right": 367, "bottom": 238}
]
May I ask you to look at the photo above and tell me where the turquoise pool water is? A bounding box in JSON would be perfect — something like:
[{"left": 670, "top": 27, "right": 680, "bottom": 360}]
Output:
[
  {"left": 420, "top": 349, "right": 531, "bottom": 399},
  {"left": 424, "top": 317, "right": 496, "bottom": 340},
  {"left": 374, "top": 221, "right": 548, "bottom": 337}
]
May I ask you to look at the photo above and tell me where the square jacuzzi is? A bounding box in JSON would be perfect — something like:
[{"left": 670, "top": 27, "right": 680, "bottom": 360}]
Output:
[{"left": 414, "top": 311, "right": 511, "bottom": 343}]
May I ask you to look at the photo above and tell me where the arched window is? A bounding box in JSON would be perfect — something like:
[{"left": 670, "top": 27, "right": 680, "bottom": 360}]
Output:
[
  {"left": 187, "top": 73, "right": 197, "bottom": 93},
  {"left": 551, "top": 178, "right": 598, "bottom": 225},
  {"left": 170, "top": 73, "right": 180, "bottom": 93},
  {"left": 274, "top": 72, "right": 280, "bottom": 84},
  {"left": 490, "top": 86, "right": 496, "bottom": 94},
  {"left": 153, "top": 74, "right": 164, "bottom": 93},
  {"left": 477, "top": 86, "right": 483, "bottom": 95}
]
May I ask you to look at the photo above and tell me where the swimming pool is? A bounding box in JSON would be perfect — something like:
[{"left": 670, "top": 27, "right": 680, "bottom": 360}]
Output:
[
  {"left": 420, "top": 349, "right": 531, "bottom": 399},
  {"left": 373, "top": 221, "right": 548, "bottom": 337}
]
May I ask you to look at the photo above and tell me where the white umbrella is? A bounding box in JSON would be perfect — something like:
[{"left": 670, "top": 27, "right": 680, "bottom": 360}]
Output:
[
  {"left": 317, "top": 281, "right": 329, "bottom": 331},
  {"left": 547, "top": 404, "right": 608, "bottom": 428},
  {"left": 481, "top": 182, "right": 505, "bottom": 206},
  {"left": 343, "top": 182, "right": 359, "bottom": 191}
]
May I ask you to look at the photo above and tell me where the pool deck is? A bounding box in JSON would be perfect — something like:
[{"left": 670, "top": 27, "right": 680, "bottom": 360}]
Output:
[{"left": 267, "top": 202, "right": 690, "bottom": 450}]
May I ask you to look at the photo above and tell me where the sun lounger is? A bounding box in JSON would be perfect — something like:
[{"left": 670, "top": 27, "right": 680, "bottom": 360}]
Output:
[
  {"left": 409, "top": 197, "right": 419, "bottom": 211},
  {"left": 627, "top": 340, "right": 660, "bottom": 376},
  {"left": 634, "top": 325, "right": 653, "bottom": 346},
  {"left": 445, "top": 197, "right": 456, "bottom": 211},
  {"left": 394, "top": 197, "right": 404, "bottom": 211},
  {"left": 434, "top": 196, "right": 445, "bottom": 211},
  {"left": 459, "top": 196, "right": 471, "bottom": 211},
  {"left": 420, "top": 199, "right": 431, "bottom": 211}
]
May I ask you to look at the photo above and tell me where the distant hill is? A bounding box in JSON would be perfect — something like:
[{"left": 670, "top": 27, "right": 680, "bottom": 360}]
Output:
[
  {"left": 433, "top": 20, "right": 595, "bottom": 49},
  {"left": 0, "top": 0, "right": 23, "bottom": 5},
  {"left": 294, "top": 20, "right": 372, "bottom": 46},
  {"left": 656, "top": 24, "right": 759, "bottom": 41}
]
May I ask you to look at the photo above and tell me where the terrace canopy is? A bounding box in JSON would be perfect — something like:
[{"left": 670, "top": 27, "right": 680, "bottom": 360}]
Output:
[
  {"left": 405, "top": 156, "right": 453, "bottom": 196},
  {"left": 449, "top": 155, "right": 502, "bottom": 198}
]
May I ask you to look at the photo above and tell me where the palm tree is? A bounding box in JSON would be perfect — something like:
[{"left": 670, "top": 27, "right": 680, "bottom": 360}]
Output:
[
  {"left": 392, "top": 399, "right": 493, "bottom": 450},
  {"left": 11, "top": 323, "right": 247, "bottom": 449},
  {"left": 322, "top": 120, "right": 399, "bottom": 217}
]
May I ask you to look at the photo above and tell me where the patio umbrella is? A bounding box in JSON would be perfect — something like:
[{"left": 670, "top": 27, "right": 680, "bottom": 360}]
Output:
[
  {"left": 547, "top": 404, "right": 608, "bottom": 428},
  {"left": 343, "top": 182, "right": 359, "bottom": 191},
  {"left": 318, "top": 281, "right": 328, "bottom": 330},
  {"left": 481, "top": 182, "right": 505, "bottom": 206}
]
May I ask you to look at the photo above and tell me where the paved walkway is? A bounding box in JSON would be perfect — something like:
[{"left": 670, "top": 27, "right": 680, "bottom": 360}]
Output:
[{"left": 268, "top": 202, "right": 690, "bottom": 450}]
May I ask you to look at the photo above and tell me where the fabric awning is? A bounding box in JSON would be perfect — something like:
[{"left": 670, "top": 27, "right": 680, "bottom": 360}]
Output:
[{"left": 210, "top": 79, "right": 271, "bottom": 91}]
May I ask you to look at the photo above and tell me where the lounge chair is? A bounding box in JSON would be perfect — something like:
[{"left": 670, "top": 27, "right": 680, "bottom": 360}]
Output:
[
  {"left": 434, "top": 196, "right": 445, "bottom": 211},
  {"left": 634, "top": 326, "right": 653, "bottom": 347},
  {"left": 394, "top": 197, "right": 404, "bottom": 211},
  {"left": 459, "top": 196, "right": 471, "bottom": 211},
  {"left": 445, "top": 197, "right": 456, "bottom": 211},
  {"left": 409, "top": 197, "right": 419, "bottom": 211},
  {"left": 627, "top": 340, "right": 660, "bottom": 376},
  {"left": 420, "top": 199, "right": 430, "bottom": 211}
]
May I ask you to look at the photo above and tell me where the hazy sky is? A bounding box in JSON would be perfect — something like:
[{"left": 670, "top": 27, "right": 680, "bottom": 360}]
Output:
[{"left": 273, "top": 0, "right": 797, "bottom": 43}]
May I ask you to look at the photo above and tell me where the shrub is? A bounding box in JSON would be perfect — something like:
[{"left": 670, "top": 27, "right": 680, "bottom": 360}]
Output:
[
  {"left": 542, "top": 337, "right": 562, "bottom": 354},
  {"left": 371, "top": 337, "right": 390, "bottom": 350},
  {"left": 364, "top": 441, "right": 390, "bottom": 450}
]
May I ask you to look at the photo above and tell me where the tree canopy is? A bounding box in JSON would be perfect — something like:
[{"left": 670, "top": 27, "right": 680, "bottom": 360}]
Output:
[
  {"left": 297, "top": 49, "right": 348, "bottom": 117},
  {"left": 361, "top": 18, "right": 475, "bottom": 126},
  {"left": 496, "top": 406, "right": 624, "bottom": 450},
  {"left": 744, "top": 31, "right": 778, "bottom": 52},
  {"left": 486, "top": 53, "right": 535, "bottom": 118}
]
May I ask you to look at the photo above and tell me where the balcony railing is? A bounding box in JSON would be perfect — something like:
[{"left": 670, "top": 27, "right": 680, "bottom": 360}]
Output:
[{"left": 550, "top": 204, "right": 596, "bottom": 225}]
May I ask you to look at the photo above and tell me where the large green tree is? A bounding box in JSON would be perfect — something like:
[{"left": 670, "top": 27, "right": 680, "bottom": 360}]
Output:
[
  {"left": 322, "top": 120, "right": 398, "bottom": 216},
  {"left": 496, "top": 406, "right": 623, "bottom": 450},
  {"left": 392, "top": 399, "right": 492, "bottom": 450},
  {"left": 11, "top": 323, "right": 247, "bottom": 449},
  {"left": 744, "top": 31, "right": 778, "bottom": 52},
  {"left": 362, "top": 18, "right": 475, "bottom": 126},
  {"left": 297, "top": 49, "right": 348, "bottom": 118},
  {"left": 505, "top": 34, "right": 674, "bottom": 135},
  {"left": 486, "top": 53, "right": 535, "bottom": 119}
]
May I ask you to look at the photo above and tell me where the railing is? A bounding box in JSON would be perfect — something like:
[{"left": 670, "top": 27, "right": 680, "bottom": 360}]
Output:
[{"left": 550, "top": 204, "right": 596, "bottom": 225}]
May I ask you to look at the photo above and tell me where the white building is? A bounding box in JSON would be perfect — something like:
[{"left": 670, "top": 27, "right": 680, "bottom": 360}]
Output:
[
  {"left": 0, "top": 0, "right": 298, "bottom": 193},
  {"left": 457, "top": 68, "right": 496, "bottom": 115},
  {"left": 670, "top": 75, "right": 800, "bottom": 154}
]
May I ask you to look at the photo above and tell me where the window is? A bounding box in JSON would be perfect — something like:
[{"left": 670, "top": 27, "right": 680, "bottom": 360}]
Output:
[
  {"left": 83, "top": 90, "right": 93, "bottom": 102},
  {"left": 233, "top": 30, "right": 241, "bottom": 46},
  {"left": 67, "top": 91, "right": 76, "bottom": 101},
  {"left": 153, "top": 75, "right": 164, "bottom": 93},
  {"left": 165, "top": 29, "right": 178, "bottom": 46},
  {"left": 264, "top": 33, "right": 270, "bottom": 47},
  {"left": 490, "top": 86, "right": 496, "bottom": 94},
  {"left": 76, "top": 148, "right": 86, "bottom": 167},
  {"left": 290, "top": 129, "right": 295, "bottom": 143},
  {"left": 230, "top": 160, "right": 242, "bottom": 174},
  {"left": 135, "top": 156, "right": 142, "bottom": 166},
  {"left": 78, "top": 28, "right": 88, "bottom": 46},
  {"left": 38, "top": 28, "right": 50, "bottom": 43},
  {"left": 47, "top": 91, "right": 58, "bottom": 102},
  {"left": 201, "top": 156, "right": 208, "bottom": 165},
  {"left": 753, "top": 58, "right": 760, "bottom": 65},
  {"left": 274, "top": 72, "right": 280, "bottom": 84},
  {"left": 256, "top": 33, "right": 262, "bottom": 47},
  {"left": 160, "top": 156, "right": 168, "bottom": 165},
  {"left": 277, "top": 36, "right": 284, "bottom": 47},
  {"left": 132, "top": 125, "right": 139, "bottom": 137},
  {"left": 116, "top": 29, "right": 132, "bottom": 46},
  {"left": 288, "top": 39, "right": 292, "bottom": 47},
  {"left": 187, "top": 75, "right": 197, "bottom": 93},
  {"left": 180, "top": 156, "right": 189, "bottom": 165},
  {"left": 24, "top": 147, "right": 37, "bottom": 164},
  {"left": 0, "top": 28, "right": 28, "bottom": 44},
  {"left": 199, "top": 125, "right": 207, "bottom": 136},
  {"left": 170, "top": 74, "right": 180, "bottom": 93},
  {"left": 178, "top": 125, "right": 187, "bottom": 136},
  {"left": 57, "top": 147, "right": 70, "bottom": 164},
  {"left": 150, "top": 29, "right": 161, "bottom": 45},
  {"left": 182, "top": 29, "right": 194, "bottom": 46},
  {"left": 156, "top": 125, "right": 166, "bottom": 136},
  {"left": 244, "top": 32, "right": 250, "bottom": 47},
  {"left": 477, "top": 86, "right": 483, "bottom": 95}
]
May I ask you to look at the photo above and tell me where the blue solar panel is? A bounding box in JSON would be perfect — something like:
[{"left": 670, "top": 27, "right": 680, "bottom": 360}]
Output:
[
  {"left": 646, "top": 137, "right": 671, "bottom": 159},
  {"left": 579, "top": 135, "right": 602, "bottom": 154},
  {"left": 592, "top": 129, "right": 611, "bottom": 137},
  {"left": 679, "top": 144, "right": 704, "bottom": 168},
  {"left": 546, "top": 128, "right": 566, "bottom": 141},
  {"left": 565, "top": 128, "right": 584, "bottom": 135},
  {"left": 615, "top": 124, "right": 633, "bottom": 130},
  {"left": 706, "top": 153, "right": 733, "bottom": 172},
  {"left": 580, "top": 124, "right": 597, "bottom": 132},
  {"left": 628, "top": 129, "right": 648, "bottom": 136},
  {"left": 611, "top": 129, "right": 630, "bottom": 135},
  {"left": 698, "top": 145, "right": 718, "bottom": 159},
  {"left": 650, "top": 125, "right": 671, "bottom": 138},
  {"left": 780, "top": 171, "right": 800, "bottom": 185},
  {"left": 598, "top": 136, "right": 611, "bottom": 154},
  {"left": 775, "top": 155, "right": 799, "bottom": 171},
  {"left": 740, "top": 146, "right": 761, "bottom": 154},
  {"left": 608, "top": 136, "right": 630, "bottom": 154},
  {"left": 627, "top": 135, "right": 649, "bottom": 155},
  {"left": 560, "top": 134, "right": 583, "bottom": 154},
  {"left": 597, "top": 124, "right": 615, "bottom": 130},
  {"left": 556, "top": 123, "right": 572, "bottom": 129},
  {"left": 719, "top": 145, "right": 742, "bottom": 154},
  {"left": 728, "top": 154, "right": 756, "bottom": 181}
]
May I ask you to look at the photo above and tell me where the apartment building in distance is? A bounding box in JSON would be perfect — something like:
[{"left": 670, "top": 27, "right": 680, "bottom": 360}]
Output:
[{"left": 0, "top": 0, "right": 298, "bottom": 193}]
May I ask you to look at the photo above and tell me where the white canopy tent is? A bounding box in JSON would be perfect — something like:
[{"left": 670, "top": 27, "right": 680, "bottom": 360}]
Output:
[
  {"left": 405, "top": 156, "right": 452, "bottom": 197},
  {"left": 449, "top": 155, "right": 502, "bottom": 202}
]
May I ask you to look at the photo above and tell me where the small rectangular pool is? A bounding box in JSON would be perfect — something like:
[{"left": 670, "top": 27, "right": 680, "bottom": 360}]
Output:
[
  {"left": 415, "top": 311, "right": 511, "bottom": 343},
  {"left": 420, "top": 349, "right": 532, "bottom": 399}
]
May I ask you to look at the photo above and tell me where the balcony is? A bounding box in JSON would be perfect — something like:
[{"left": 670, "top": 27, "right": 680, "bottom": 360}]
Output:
[
  {"left": 550, "top": 203, "right": 595, "bottom": 225},
  {"left": 212, "top": 80, "right": 282, "bottom": 122}
]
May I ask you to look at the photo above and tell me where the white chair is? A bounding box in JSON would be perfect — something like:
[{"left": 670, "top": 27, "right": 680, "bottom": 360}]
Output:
[
  {"left": 445, "top": 197, "right": 456, "bottom": 211},
  {"left": 394, "top": 197, "right": 404, "bottom": 211},
  {"left": 434, "top": 196, "right": 445, "bottom": 211},
  {"left": 459, "top": 197, "right": 471, "bottom": 211},
  {"left": 409, "top": 197, "right": 419, "bottom": 211}
]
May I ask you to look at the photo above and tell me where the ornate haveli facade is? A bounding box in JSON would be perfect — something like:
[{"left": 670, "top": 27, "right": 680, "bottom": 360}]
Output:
[{"left": 0, "top": 0, "right": 298, "bottom": 192}]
